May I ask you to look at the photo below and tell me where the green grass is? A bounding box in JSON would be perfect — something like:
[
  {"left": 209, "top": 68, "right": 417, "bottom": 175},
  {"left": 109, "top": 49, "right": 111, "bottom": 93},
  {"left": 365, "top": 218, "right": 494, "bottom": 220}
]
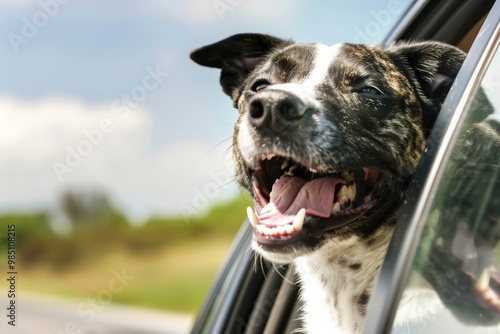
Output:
[
  {"left": 18, "top": 233, "right": 235, "bottom": 313},
  {"left": 1, "top": 194, "right": 250, "bottom": 314}
]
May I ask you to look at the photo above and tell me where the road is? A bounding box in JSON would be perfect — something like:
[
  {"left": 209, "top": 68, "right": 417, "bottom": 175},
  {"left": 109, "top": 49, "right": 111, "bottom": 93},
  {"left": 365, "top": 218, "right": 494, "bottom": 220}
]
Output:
[{"left": 0, "top": 292, "right": 193, "bottom": 334}]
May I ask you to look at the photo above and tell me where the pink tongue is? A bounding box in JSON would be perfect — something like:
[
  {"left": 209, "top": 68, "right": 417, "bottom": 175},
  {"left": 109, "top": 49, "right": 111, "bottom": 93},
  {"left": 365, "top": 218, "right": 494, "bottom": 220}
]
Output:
[{"left": 257, "top": 175, "right": 343, "bottom": 226}]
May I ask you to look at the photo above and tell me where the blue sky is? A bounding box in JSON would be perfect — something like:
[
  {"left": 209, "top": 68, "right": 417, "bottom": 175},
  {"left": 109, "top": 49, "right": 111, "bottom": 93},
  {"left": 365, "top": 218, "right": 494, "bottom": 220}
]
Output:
[{"left": 0, "top": 0, "right": 412, "bottom": 223}]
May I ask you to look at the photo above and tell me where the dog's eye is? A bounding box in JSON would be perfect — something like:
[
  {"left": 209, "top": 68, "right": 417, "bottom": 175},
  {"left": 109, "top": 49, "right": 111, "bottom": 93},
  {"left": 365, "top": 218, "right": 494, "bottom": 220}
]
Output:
[
  {"left": 251, "top": 80, "right": 270, "bottom": 92},
  {"left": 360, "top": 86, "right": 383, "bottom": 95}
]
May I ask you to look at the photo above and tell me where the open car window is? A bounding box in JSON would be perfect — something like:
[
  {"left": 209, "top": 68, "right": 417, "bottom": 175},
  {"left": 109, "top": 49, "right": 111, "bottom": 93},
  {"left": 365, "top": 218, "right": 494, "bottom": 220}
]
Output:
[
  {"left": 391, "top": 38, "right": 500, "bottom": 333},
  {"left": 365, "top": 2, "right": 500, "bottom": 332}
]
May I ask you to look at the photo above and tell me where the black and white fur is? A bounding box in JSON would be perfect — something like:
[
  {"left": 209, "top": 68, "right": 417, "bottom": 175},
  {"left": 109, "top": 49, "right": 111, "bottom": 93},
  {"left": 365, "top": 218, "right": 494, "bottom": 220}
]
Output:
[{"left": 190, "top": 34, "right": 470, "bottom": 333}]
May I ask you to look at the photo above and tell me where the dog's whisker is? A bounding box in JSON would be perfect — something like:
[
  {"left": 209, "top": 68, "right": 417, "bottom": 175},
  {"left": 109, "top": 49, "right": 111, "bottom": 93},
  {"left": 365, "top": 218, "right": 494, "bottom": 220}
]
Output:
[
  {"left": 252, "top": 251, "right": 259, "bottom": 273},
  {"left": 201, "top": 180, "right": 237, "bottom": 197},
  {"left": 272, "top": 262, "right": 294, "bottom": 284},
  {"left": 260, "top": 256, "right": 267, "bottom": 279},
  {"left": 206, "top": 136, "right": 232, "bottom": 154}
]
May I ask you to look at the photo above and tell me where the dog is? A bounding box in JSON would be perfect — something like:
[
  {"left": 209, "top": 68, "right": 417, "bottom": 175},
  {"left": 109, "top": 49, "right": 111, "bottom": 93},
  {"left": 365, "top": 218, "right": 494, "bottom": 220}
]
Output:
[{"left": 190, "top": 33, "right": 500, "bottom": 333}]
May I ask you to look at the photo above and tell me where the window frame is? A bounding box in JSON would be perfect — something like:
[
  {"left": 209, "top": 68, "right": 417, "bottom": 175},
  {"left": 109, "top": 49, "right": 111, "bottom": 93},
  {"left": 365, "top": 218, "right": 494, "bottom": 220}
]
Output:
[{"left": 363, "top": 1, "right": 500, "bottom": 333}]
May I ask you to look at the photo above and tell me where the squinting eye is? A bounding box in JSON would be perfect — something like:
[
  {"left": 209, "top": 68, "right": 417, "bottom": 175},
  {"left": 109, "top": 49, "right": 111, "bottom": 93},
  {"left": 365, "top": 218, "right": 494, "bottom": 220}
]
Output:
[
  {"left": 251, "top": 80, "right": 270, "bottom": 92},
  {"left": 361, "top": 86, "right": 383, "bottom": 95}
]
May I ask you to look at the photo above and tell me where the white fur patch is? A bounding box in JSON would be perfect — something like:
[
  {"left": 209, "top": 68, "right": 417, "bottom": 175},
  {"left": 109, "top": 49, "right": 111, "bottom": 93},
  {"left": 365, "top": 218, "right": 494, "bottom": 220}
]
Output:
[
  {"left": 304, "top": 43, "right": 341, "bottom": 86},
  {"left": 263, "top": 43, "right": 342, "bottom": 111}
]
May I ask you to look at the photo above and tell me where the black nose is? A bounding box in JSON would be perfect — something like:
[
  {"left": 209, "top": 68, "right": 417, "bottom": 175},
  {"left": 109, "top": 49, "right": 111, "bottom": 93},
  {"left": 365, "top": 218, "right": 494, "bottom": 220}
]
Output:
[{"left": 248, "top": 90, "right": 307, "bottom": 133}]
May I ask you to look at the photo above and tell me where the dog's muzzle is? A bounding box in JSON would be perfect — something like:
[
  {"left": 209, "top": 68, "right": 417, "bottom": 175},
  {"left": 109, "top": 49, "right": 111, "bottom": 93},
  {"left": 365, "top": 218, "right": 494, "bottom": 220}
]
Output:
[{"left": 239, "top": 86, "right": 387, "bottom": 256}]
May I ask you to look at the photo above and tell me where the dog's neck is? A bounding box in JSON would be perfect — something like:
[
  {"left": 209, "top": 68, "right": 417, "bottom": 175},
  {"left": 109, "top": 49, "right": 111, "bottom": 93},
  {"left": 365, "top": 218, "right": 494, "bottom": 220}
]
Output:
[{"left": 294, "top": 227, "right": 393, "bottom": 334}]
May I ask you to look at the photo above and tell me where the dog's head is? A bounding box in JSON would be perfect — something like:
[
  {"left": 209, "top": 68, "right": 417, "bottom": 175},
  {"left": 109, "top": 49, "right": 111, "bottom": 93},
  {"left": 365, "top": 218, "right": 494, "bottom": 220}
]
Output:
[
  {"left": 191, "top": 34, "right": 464, "bottom": 262},
  {"left": 190, "top": 33, "right": 465, "bottom": 263}
]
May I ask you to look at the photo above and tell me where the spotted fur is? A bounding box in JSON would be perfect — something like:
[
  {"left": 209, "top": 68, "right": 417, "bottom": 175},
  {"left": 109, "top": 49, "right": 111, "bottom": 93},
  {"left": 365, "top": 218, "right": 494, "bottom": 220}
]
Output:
[
  {"left": 295, "top": 227, "right": 393, "bottom": 332},
  {"left": 191, "top": 34, "right": 466, "bottom": 333}
]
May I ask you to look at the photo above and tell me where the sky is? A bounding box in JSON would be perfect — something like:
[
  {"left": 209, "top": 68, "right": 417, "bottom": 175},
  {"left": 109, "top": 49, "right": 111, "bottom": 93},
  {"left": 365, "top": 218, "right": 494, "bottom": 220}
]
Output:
[{"left": 0, "top": 0, "right": 413, "bottom": 224}]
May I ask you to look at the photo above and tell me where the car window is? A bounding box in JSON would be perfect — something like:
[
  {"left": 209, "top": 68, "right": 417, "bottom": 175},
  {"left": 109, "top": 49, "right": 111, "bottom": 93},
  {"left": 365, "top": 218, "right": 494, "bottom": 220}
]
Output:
[{"left": 390, "top": 33, "right": 500, "bottom": 334}]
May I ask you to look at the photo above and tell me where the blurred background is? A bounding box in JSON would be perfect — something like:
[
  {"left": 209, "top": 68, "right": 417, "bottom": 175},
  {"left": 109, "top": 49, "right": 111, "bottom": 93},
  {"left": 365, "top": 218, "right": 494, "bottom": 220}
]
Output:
[{"left": 0, "top": 0, "right": 410, "bottom": 333}]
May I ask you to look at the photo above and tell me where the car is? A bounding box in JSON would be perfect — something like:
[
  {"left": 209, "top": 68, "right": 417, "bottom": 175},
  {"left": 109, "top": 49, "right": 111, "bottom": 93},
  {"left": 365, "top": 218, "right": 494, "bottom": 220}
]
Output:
[{"left": 190, "top": 0, "right": 500, "bottom": 333}]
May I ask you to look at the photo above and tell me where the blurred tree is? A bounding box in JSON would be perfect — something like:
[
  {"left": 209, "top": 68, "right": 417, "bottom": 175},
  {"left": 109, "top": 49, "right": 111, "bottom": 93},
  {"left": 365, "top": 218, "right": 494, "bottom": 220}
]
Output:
[{"left": 57, "top": 187, "right": 121, "bottom": 229}]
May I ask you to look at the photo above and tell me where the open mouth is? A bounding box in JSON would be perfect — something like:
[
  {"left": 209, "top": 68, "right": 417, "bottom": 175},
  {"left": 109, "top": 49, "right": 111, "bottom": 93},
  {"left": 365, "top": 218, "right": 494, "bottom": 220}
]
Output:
[
  {"left": 473, "top": 266, "right": 500, "bottom": 313},
  {"left": 463, "top": 236, "right": 500, "bottom": 314},
  {"left": 246, "top": 153, "right": 385, "bottom": 249},
  {"left": 427, "top": 219, "right": 500, "bottom": 321}
]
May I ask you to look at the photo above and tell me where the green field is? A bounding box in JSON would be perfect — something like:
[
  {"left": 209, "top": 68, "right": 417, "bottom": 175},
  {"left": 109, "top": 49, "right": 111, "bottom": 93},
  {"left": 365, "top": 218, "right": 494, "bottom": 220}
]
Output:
[{"left": 0, "top": 194, "right": 251, "bottom": 314}]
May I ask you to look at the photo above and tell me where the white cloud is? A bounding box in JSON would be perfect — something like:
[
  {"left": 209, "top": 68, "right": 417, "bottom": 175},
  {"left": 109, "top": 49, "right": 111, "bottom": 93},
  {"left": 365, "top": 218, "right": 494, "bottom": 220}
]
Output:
[{"left": 0, "top": 96, "right": 236, "bottom": 222}]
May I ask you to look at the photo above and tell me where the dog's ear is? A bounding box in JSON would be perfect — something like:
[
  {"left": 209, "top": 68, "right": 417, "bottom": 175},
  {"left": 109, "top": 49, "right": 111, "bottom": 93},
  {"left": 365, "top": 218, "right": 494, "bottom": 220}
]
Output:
[
  {"left": 190, "top": 33, "right": 291, "bottom": 98},
  {"left": 388, "top": 41, "right": 466, "bottom": 133}
]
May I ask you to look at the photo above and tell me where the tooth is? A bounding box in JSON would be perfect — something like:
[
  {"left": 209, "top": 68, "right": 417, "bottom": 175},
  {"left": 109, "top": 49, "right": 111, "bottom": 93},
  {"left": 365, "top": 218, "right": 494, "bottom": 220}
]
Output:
[
  {"left": 256, "top": 225, "right": 265, "bottom": 234},
  {"left": 337, "top": 185, "right": 350, "bottom": 205},
  {"left": 281, "top": 159, "right": 289, "bottom": 170},
  {"left": 277, "top": 225, "right": 285, "bottom": 235},
  {"left": 293, "top": 208, "right": 306, "bottom": 231},
  {"left": 331, "top": 202, "right": 341, "bottom": 214},
  {"left": 476, "top": 268, "right": 490, "bottom": 291},
  {"left": 246, "top": 207, "right": 259, "bottom": 228},
  {"left": 285, "top": 225, "right": 294, "bottom": 234},
  {"left": 338, "top": 185, "right": 348, "bottom": 198},
  {"left": 262, "top": 153, "right": 276, "bottom": 160},
  {"left": 347, "top": 184, "right": 357, "bottom": 201},
  {"left": 285, "top": 165, "right": 297, "bottom": 176}
]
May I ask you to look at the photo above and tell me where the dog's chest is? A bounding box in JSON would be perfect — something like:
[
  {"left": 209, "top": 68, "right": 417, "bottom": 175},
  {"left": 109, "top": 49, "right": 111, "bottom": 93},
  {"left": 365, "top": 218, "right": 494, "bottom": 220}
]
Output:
[{"left": 294, "top": 232, "right": 393, "bottom": 333}]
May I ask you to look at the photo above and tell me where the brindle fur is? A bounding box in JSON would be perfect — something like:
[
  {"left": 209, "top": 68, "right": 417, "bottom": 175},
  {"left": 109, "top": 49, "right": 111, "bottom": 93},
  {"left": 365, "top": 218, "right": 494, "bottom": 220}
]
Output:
[{"left": 191, "top": 34, "right": 467, "bottom": 333}]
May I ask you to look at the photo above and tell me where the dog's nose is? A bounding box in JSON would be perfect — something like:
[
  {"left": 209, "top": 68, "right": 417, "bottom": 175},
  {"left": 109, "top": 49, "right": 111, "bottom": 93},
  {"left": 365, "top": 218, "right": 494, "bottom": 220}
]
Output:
[{"left": 248, "top": 90, "right": 307, "bottom": 133}]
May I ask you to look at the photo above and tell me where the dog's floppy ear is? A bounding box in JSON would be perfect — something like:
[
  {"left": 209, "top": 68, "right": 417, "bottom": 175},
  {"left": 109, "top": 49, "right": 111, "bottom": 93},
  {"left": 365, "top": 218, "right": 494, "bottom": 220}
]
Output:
[
  {"left": 190, "top": 33, "right": 291, "bottom": 98},
  {"left": 388, "top": 41, "right": 466, "bottom": 133}
]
